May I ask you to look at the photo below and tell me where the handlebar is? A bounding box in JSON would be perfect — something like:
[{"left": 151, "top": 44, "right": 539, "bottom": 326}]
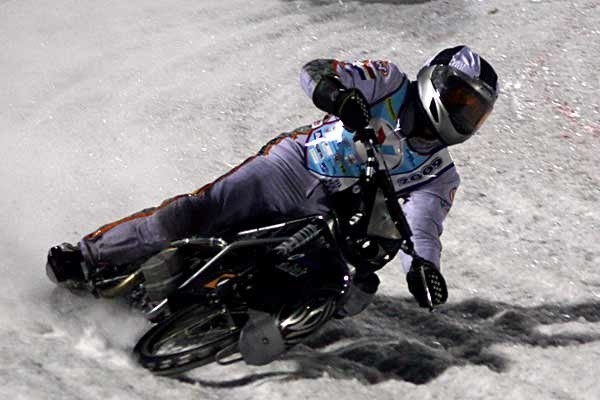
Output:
[
  {"left": 354, "top": 127, "right": 436, "bottom": 311},
  {"left": 353, "top": 128, "right": 416, "bottom": 256}
]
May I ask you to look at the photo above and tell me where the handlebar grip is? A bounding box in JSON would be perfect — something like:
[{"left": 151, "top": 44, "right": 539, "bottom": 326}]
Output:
[{"left": 353, "top": 127, "right": 377, "bottom": 144}]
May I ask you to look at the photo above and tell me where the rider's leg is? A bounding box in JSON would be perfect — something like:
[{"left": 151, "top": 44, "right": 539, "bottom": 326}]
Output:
[{"left": 75, "top": 136, "right": 330, "bottom": 271}]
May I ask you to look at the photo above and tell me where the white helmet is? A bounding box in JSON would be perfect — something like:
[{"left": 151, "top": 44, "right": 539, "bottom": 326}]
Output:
[{"left": 416, "top": 46, "right": 499, "bottom": 145}]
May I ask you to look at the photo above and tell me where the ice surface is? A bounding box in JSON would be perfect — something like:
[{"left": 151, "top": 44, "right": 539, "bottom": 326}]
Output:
[{"left": 1, "top": 0, "right": 599, "bottom": 398}]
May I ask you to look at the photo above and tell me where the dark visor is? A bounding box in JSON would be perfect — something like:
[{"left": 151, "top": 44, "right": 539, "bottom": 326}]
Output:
[{"left": 431, "top": 66, "right": 496, "bottom": 136}]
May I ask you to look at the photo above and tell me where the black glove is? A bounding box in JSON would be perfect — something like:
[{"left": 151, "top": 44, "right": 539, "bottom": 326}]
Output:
[
  {"left": 334, "top": 88, "right": 371, "bottom": 131},
  {"left": 406, "top": 258, "right": 448, "bottom": 309},
  {"left": 312, "top": 76, "right": 371, "bottom": 131}
]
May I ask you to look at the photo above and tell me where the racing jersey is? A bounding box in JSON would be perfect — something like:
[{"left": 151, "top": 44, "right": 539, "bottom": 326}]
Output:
[{"left": 299, "top": 59, "right": 461, "bottom": 272}]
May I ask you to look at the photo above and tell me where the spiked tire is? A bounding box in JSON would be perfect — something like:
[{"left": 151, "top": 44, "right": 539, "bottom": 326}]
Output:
[{"left": 134, "top": 305, "right": 240, "bottom": 376}]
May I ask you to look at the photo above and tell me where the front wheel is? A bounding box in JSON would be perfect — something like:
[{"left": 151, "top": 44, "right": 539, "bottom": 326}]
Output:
[{"left": 134, "top": 304, "right": 241, "bottom": 376}]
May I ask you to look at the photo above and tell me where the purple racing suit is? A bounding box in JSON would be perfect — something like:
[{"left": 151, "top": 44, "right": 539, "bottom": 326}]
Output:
[{"left": 80, "top": 59, "right": 460, "bottom": 275}]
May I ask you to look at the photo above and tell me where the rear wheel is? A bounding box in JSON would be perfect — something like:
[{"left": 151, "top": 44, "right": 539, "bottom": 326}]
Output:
[{"left": 134, "top": 304, "right": 241, "bottom": 376}]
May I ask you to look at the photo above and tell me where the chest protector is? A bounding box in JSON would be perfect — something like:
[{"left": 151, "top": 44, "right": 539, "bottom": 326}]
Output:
[{"left": 304, "top": 80, "right": 455, "bottom": 195}]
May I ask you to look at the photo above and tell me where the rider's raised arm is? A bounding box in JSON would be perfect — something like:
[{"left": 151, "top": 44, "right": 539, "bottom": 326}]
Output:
[
  {"left": 399, "top": 166, "right": 461, "bottom": 273},
  {"left": 300, "top": 58, "right": 407, "bottom": 112}
]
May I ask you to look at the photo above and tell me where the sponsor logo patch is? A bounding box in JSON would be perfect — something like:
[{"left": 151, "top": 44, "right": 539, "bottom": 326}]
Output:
[
  {"left": 395, "top": 157, "right": 444, "bottom": 187},
  {"left": 373, "top": 60, "right": 391, "bottom": 77}
]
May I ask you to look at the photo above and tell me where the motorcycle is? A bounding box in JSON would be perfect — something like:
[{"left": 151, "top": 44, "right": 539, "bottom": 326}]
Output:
[{"left": 63, "top": 128, "right": 447, "bottom": 376}]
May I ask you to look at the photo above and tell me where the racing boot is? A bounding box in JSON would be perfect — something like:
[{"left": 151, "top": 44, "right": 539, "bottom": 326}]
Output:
[
  {"left": 336, "top": 272, "right": 380, "bottom": 318},
  {"left": 46, "top": 243, "right": 91, "bottom": 290}
]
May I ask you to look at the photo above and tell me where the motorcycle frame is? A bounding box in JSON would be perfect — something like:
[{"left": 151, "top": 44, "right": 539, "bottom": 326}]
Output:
[{"left": 146, "top": 215, "right": 340, "bottom": 321}]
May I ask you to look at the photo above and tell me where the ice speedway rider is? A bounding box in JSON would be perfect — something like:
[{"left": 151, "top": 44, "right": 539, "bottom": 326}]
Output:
[{"left": 47, "top": 45, "right": 499, "bottom": 315}]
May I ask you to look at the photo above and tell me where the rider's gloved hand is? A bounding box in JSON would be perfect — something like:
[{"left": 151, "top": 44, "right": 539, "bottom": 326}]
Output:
[
  {"left": 312, "top": 76, "right": 371, "bottom": 131},
  {"left": 334, "top": 88, "right": 371, "bottom": 131},
  {"left": 406, "top": 258, "right": 448, "bottom": 308}
]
